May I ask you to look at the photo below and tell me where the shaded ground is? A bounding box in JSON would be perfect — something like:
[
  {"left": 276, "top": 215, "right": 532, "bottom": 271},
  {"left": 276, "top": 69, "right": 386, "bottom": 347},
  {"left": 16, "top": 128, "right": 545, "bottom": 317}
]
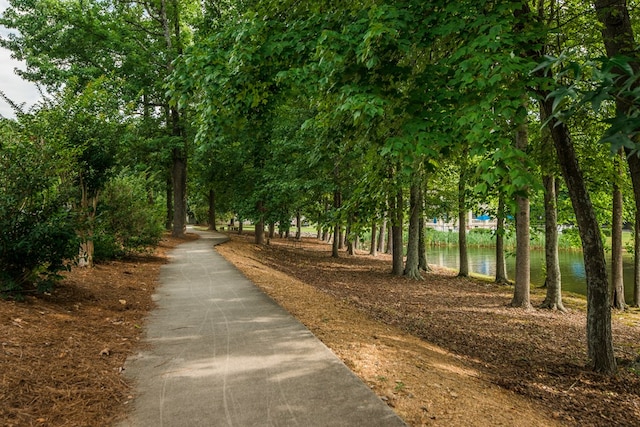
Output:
[
  {"left": 1, "top": 231, "right": 639, "bottom": 426},
  {"left": 215, "top": 233, "right": 640, "bottom": 427},
  {"left": 0, "top": 234, "right": 192, "bottom": 427}
]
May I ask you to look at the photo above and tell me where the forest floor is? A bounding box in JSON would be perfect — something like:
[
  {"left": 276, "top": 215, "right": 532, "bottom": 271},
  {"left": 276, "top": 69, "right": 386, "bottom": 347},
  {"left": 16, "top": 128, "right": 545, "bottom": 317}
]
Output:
[{"left": 1, "top": 231, "right": 639, "bottom": 426}]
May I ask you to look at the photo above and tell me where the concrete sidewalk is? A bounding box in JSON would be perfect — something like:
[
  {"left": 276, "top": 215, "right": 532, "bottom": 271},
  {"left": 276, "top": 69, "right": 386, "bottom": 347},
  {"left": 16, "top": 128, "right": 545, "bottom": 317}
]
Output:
[{"left": 117, "top": 228, "right": 406, "bottom": 427}]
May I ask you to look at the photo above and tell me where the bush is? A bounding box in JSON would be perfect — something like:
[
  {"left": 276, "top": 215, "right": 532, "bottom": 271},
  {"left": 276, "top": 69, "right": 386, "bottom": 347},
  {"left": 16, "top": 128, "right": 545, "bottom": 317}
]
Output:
[
  {"left": 0, "top": 129, "right": 78, "bottom": 296},
  {"left": 94, "top": 173, "right": 164, "bottom": 260}
]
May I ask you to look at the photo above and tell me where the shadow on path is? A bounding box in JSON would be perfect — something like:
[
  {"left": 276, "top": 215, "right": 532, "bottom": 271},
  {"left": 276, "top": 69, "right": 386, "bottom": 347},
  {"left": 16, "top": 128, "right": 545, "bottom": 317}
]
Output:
[{"left": 117, "top": 227, "right": 405, "bottom": 427}]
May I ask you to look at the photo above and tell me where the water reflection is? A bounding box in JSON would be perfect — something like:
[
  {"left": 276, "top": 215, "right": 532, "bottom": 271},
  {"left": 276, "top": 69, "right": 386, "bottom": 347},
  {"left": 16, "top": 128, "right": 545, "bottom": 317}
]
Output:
[{"left": 426, "top": 246, "right": 634, "bottom": 302}]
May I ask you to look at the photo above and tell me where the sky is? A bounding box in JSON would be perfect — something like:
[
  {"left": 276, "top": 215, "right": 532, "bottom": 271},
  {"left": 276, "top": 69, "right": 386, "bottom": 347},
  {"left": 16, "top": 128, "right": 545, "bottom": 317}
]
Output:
[{"left": 0, "top": 0, "right": 42, "bottom": 118}]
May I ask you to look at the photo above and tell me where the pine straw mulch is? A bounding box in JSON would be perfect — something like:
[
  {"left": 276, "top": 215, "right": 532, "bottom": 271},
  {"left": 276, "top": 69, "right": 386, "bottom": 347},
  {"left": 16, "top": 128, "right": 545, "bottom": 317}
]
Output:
[
  {"left": 0, "top": 233, "right": 195, "bottom": 427},
  {"left": 2, "top": 230, "right": 639, "bottom": 427},
  {"left": 216, "top": 232, "right": 640, "bottom": 427}
]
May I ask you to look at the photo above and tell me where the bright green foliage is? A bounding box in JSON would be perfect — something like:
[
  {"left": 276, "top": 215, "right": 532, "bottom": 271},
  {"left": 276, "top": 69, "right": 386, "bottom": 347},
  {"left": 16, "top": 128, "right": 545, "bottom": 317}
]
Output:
[
  {"left": 93, "top": 173, "right": 165, "bottom": 261},
  {"left": 540, "top": 53, "right": 640, "bottom": 154}
]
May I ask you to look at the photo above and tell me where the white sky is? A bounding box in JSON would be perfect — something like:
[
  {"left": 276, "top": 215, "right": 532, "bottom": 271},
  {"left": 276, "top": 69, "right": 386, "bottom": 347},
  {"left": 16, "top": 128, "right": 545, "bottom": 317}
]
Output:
[{"left": 0, "top": 0, "right": 42, "bottom": 118}]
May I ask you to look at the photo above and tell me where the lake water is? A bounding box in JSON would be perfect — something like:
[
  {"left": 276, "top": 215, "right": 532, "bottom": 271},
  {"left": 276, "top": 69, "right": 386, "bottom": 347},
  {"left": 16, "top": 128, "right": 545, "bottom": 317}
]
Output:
[{"left": 426, "top": 246, "right": 637, "bottom": 302}]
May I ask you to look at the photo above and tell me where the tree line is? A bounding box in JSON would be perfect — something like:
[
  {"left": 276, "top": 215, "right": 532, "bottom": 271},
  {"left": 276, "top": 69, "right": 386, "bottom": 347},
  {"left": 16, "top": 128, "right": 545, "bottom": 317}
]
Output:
[{"left": 1, "top": 0, "right": 639, "bottom": 375}]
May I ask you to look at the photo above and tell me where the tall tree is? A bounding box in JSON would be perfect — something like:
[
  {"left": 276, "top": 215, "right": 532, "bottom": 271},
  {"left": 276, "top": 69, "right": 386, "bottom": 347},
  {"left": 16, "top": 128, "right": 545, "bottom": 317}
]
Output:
[
  {"left": 404, "top": 166, "right": 424, "bottom": 280},
  {"left": 542, "top": 95, "right": 616, "bottom": 374},
  {"left": 538, "top": 103, "right": 564, "bottom": 311},
  {"left": 495, "top": 194, "right": 509, "bottom": 285},
  {"left": 611, "top": 150, "right": 626, "bottom": 309},
  {"left": 458, "top": 151, "right": 469, "bottom": 277},
  {"left": 510, "top": 109, "right": 532, "bottom": 309}
]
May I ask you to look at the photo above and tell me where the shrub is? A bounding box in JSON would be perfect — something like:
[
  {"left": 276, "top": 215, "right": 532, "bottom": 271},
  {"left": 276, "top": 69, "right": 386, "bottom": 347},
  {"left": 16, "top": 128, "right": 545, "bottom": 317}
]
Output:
[
  {"left": 0, "top": 128, "right": 78, "bottom": 296},
  {"left": 94, "top": 173, "right": 164, "bottom": 260}
]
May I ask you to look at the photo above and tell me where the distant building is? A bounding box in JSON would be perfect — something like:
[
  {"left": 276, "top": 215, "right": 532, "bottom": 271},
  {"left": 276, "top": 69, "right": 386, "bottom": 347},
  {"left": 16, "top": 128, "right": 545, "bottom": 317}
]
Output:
[{"left": 425, "top": 211, "right": 497, "bottom": 231}]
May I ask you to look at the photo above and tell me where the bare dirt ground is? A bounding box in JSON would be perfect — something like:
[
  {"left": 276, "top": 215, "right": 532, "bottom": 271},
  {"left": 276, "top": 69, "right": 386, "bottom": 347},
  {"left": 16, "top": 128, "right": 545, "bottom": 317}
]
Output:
[{"left": 1, "top": 231, "right": 639, "bottom": 427}]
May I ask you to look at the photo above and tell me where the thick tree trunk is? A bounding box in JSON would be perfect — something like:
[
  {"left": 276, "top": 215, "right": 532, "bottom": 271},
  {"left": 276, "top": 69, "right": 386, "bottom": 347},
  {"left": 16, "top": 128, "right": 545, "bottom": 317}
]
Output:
[
  {"left": 458, "top": 160, "right": 469, "bottom": 277},
  {"left": 208, "top": 189, "right": 217, "bottom": 230},
  {"left": 268, "top": 222, "right": 275, "bottom": 239},
  {"left": 386, "top": 221, "right": 393, "bottom": 254},
  {"left": 542, "top": 97, "right": 616, "bottom": 374},
  {"left": 392, "top": 188, "right": 404, "bottom": 276},
  {"left": 512, "top": 192, "right": 531, "bottom": 308},
  {"left": 404, "top": 180, "right": 423, "bottom": 280},
  {"left": 511, "top": 118, "right": 532, "bottom": 309},
  {"left": 495, "top": 194, "right": 509, "bottom": 284},
  {"left": 611, "top": 150, "right": 626, "bottom": 309},
  {"left": 378, "top": 218, "right": 387, "bottom": 253},
  {"left": 255, "top": 219, "right": 265, "bottom": 244},
  {"left": 541, "top": 174, "right": 565, "bottom": 311},
  {"left": 332, "top": 225, "right": 340, "bottom": 258},
  {"left": 78, "top": 180, "right": 97, "bottom": 268}
]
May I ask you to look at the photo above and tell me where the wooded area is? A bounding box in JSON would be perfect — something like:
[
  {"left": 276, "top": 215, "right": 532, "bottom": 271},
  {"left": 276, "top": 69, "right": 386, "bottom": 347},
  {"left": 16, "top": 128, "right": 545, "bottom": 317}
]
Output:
[{"left": 1, "top": 0, "right": 639, "bottom": 379}]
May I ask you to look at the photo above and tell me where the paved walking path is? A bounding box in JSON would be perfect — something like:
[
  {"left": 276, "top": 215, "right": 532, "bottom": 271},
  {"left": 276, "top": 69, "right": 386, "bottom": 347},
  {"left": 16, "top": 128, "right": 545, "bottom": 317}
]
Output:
[{"left": 117, "top": 228, "right": 406, "bottom": 427}]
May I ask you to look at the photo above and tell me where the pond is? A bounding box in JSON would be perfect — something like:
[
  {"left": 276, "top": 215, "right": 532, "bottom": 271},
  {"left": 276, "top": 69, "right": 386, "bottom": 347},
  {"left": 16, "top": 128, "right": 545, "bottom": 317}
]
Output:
[{"left": 426, "top": 246, "right": 637, "bottom": 302}]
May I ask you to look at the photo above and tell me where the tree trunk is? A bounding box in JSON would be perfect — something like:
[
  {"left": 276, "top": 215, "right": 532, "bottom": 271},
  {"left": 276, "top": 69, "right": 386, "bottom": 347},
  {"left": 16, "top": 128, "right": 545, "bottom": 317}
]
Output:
[
  {"left": 161, "top": 0, "right": 187, "bottom": 239},
  {"left": 165, "top": 176, "right": 173, "bottom": 230},
  {"left": 510, "top": 114, "right": 532, "bottom": 309},
  {"left": 208, "top": 189, "right": 217, "bottom": 231},
  {"left": 296, "top": 211, "right": 302, "bottom": 240},
  {"left": 418, "top": 185, "right": 430, "bottom": 271},
  {"left": 537, "top": 101, "right": 563, "bottom": 309},
  {"left": 512, "top": 191, "right": 531, "bottom": 308},
  {"left": 171, "top": 139, "right": 187, "bottom": 238},
  {"left": 495, "top": 194, "right": 509, "bottom": 284},
  {"left": 404, "top": 179, "right": 423, "bottom": 279},
  {"left": 634, "top": 210, "right": 640, "bottom": 307},
  {"left": 392, "top": 188, "right": 404, "bottom": 276},
  {"left": 255, "top": 217, "right": 265, "bottom": 244},
  {"left": 332, "top": 190, "right": 341, "bottom": 258},
  {"left": 78, "top": 179, "right": 97, "bottom": 268},
  {"left": 346, "top": 221, "right": 354, "bottom": 255},
  {"left": 542, "top": 97, "right": 616, "bottom": 374},
  {"left": 386, "top": 220, "right": 393, "bottom": 254},
  {"left": 268, "top": 222, "right": 275, "bottom": 239},
  {"left": 541, "top": 174, "right": 565, "bottom": 311},
  {"left": 378, "top": 218, "right": 387, "bottom": 253},
  {"left": 370, "top": 221, "right": 377, "bottom": 256},
  {"left": 611, "top": 150, "right": 626, "bottom": 309},
  {"left": 458, "top": 168, "right": 468, "bottom": 277}
]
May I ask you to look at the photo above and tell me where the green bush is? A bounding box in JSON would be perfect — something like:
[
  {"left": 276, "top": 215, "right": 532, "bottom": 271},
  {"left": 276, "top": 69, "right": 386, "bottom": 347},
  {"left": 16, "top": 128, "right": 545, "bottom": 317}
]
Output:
[
  {"left": 0, "top": 129, "right": 78, "bottom": 296},
  {"left": 94, "top": 173, "right": 164, "bottom": 260}
]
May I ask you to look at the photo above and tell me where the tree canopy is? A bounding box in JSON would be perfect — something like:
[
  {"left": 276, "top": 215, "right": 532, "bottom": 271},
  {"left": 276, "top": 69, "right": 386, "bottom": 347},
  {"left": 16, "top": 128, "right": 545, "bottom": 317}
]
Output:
[{"left": 2, "top": 0, "right": 639, "bottom": 374}]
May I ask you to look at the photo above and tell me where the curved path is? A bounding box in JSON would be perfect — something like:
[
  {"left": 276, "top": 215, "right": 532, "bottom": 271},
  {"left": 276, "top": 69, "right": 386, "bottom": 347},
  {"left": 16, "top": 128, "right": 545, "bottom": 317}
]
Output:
[{"left": 117, "top": 228, "right": 405, "bottom": 427}]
